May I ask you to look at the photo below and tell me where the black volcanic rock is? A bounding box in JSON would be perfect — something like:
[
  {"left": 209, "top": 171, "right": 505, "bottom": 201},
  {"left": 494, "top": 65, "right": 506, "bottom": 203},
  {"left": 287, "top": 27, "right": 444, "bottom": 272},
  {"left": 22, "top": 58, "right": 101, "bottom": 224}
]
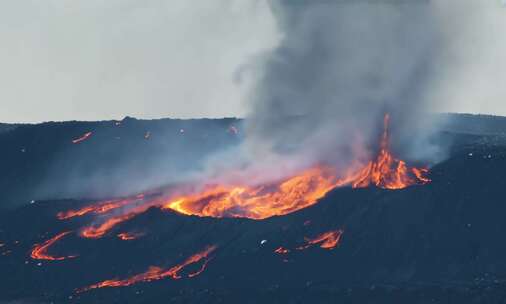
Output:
[
  {"left": 0, "top": 117, "right": 241, "bottom": 209},
  {"left": 1, "top": 115, "right": 506, "bottom": 303}
]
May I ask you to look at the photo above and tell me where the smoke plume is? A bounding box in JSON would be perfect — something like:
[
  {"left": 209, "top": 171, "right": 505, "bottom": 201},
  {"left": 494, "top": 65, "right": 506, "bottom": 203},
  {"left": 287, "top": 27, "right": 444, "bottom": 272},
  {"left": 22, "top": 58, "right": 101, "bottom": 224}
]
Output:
[{"left": 243, "top": 0, "right": 449, "bottom": 173}]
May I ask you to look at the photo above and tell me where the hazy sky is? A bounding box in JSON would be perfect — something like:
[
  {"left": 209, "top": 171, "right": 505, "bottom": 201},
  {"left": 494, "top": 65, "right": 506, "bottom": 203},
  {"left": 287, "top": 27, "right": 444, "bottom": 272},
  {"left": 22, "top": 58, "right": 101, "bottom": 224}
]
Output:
[{"left": 1, "top": 0, "right": 505, "bottom": 123}]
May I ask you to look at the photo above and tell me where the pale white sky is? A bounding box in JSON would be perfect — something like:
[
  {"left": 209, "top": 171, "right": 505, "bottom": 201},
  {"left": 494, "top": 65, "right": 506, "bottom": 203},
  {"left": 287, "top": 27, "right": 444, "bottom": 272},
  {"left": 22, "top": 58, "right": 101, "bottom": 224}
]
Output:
[{"left": 0, "top": 0, "right": 505, "bottom": 123}]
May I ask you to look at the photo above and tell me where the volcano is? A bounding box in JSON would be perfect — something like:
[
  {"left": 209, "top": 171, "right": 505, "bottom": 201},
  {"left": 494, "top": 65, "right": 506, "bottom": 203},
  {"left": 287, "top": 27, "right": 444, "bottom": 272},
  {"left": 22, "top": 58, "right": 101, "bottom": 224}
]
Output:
[{"left": 1, "top": 114, "right": 506, "bottom": 303}]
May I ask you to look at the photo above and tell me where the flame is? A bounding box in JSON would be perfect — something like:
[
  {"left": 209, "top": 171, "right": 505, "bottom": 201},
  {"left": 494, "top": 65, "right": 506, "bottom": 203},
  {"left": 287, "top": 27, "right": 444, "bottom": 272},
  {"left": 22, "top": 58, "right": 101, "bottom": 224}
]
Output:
[
  {"left": 297, "top": 230, "right": 343, "bottom": 251},
  {"left": 350, "top": 114, "right": 431, "bottom": 190},
  {"left": 57, "top": 198, "right": 137, "bottom": 220},
  {"left": 72, "top": 132, "right": 93, "bottom": 144},
  {"left": 163, "top": 166, "right": 344, "bottom": 220},
  {"left": 80, "top": 212, "right": 140, "bottom": 239},
  {"left": 30, "top": 231, "right": 77, "bottom": 261},
  {"left": 78, "top": 245, "right": 216, "bottom": 292}
]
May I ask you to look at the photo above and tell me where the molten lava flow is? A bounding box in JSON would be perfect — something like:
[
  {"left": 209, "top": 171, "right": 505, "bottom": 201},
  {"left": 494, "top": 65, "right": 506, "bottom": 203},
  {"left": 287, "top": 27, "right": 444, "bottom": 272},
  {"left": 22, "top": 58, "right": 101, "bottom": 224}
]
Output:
[
  {"left": 78, "top": 245, "right": 216, "bottom": 292},
  {"left": 350, "top": 114, "right": 431, "bottom": 190},
  {"left": 117, "top": 232, "right": 144, "bottom": 241},
  {"left": 31, "top": 231, "right": 77, "bottom": 261},
  {"left": 72, "top": 132, "right": 93, "bottom": 144},
  {"left": 297, "top": 230, "right": 343, "bottom": 251},
  {"left": 57, "top": 114, "right": 430, "bottom": 227},
  {"left": 159, "top": 115, "right": 429, "bottom": 219},
  {"left": 80, "top": 212, "right": 139, "bottom": 239},
  {"left": 163, "top": 166, "right": 344, "bottom": 220},
  {"left": 274, "top": 247, "right": 290, "bottom": 255},
  {"left": 57, "top": 198, "right": 140, "bottom": 220}
]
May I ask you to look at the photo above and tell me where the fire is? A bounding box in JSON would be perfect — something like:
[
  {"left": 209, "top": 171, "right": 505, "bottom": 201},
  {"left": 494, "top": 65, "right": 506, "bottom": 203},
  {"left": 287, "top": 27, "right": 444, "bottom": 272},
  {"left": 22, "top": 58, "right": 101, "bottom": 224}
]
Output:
[
  {"left": 78, "top": 245, "right": 216, "bottom": 292},
  {"left": 297, "top": 230, "right": 343, "bottom": 251},
  {"left": 163, "top": 166, "right": 343, "bottom": 220},
  {"left": 30, "top": 231, "right": 77, "bottom": 261},
  {"left": 80, "top": 212, "right": 140, "bottom": 239},
  {"left": 56, "top": 113, "right": 430, "bottom": 232},
  {"left": 72, "top": 132, "right": 93, "bottom": 144},
  {"left": 350, "top": 114, "right": 431, "bottom": 190},
  {"left": 57, "top": 198, "right": 137, "bottom": 220}
]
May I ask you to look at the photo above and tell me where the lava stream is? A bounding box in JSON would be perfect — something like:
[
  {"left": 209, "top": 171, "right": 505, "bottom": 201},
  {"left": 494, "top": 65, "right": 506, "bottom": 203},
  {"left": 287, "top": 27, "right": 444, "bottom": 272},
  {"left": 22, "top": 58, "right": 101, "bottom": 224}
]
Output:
[
  {"left": 57, "top": 198, "right": 138, "bottom": 220},
  {"left": 78, "top": 245, "right": 217, "bottom": 292},
  {"left": 31, "top": 231, "right": 77, "bottom": 261},
  {"left": 297, "top": 230, "right": 344, "bottom": 250},
  {"left": 80, "top": 212, "right": 140, "bottom": 239},
  {"left": 163, "top": 166, "right": 345, "bottom": 220},
  {"left": 58, "top": 113, "right": 430, "bottom": 233}
]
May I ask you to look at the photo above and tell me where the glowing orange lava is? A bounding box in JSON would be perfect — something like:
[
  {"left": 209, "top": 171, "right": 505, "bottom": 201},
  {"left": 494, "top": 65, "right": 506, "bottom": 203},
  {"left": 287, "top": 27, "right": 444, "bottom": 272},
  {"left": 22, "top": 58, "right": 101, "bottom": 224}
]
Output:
[
  {"left": 80, "top": 212, "right": 140, "bottom": 239},
  {"left": 297, "top": 230, "right": 343, "bottom": 251},
  {"left": 57, "top": 198, "right": 137, "bottom": 220},
  {"left": 163, "top": 166, "right": 345, "bottom": 220},
  {"left": 30, "top": 231, "right": 77, "bottom": 261},
  {"left": 72, "top": 132, "right": 93, "bottom": 144},
  {"left": 78, "top": 245, "right": 216, "bottom": 292},
  {"left": 350, "top": 114, "right": 431, "bottom": 190},
  {"left": 57, "top": 113, "right": 430, "bottom": 232}
]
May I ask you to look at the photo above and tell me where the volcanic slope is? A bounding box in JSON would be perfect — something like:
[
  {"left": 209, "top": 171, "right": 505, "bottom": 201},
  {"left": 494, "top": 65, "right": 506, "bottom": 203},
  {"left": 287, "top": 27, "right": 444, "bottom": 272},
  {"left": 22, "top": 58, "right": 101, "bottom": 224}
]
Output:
[{"left": 1, "top": 115, "right": 506, "bottom": 303}]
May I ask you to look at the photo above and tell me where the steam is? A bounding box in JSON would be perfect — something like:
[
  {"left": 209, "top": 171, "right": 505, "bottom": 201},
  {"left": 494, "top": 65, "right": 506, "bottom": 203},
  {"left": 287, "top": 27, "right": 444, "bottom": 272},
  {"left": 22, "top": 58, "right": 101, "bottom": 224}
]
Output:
[
  {"left": 243, "top": 0, "right": 447, "bottom": 172},
  {"left": 9, "top": 0, "right": 506, "bottom": 205}
]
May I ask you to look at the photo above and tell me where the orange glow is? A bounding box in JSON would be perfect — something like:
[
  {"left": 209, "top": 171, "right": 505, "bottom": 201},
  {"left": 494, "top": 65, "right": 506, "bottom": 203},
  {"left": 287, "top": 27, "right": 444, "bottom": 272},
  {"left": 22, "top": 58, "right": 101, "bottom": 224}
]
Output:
[
  {"left": 163, "top": 166, "right": 343, "bottom": 220},
  {"left": 72, "top": 132, "right": 93, "bottom": 144},
  {"left": 80, "top": 212, "right": 140, "bottom": 239},
  {"left": 57, "top": 198, "right": 139, "bottom": 220},
  {"left": 160, "top": 114, "right": 429, "bottom": 219},
  {"left": 350, "top": 114, "right": 431, "bottom": 190},
  {"left": 78, "top": 245, "right": 216, "bottom": 292},
  {"left": 117, "top": 232, "right": 144, "bottom": 241},
  {"left": 274, "top": 247, "right": 290, "bottom": 255},
  {"left": 56, "top": 113, "right": 430, "bottom": 228},
  {"left": 30, "top": 231, "right": 77, "bottom": 261},
  {"left": 297, "top": 230, "right": 343, "bottom": 251}
]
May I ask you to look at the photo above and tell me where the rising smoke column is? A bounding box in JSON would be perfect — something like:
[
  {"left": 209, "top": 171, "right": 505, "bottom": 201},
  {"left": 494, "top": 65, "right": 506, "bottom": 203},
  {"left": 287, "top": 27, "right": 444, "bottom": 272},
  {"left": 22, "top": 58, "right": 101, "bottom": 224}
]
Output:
[{"left": 244, "top": 0, "right": 446, "bottom": 171}]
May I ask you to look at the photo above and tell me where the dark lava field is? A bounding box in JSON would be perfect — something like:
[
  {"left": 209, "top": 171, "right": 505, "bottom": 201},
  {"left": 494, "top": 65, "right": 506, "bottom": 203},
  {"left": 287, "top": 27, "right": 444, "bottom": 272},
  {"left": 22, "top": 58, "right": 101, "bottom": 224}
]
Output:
[{"left": 1, "top": 114, "right": 506, "bottom": 304}]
